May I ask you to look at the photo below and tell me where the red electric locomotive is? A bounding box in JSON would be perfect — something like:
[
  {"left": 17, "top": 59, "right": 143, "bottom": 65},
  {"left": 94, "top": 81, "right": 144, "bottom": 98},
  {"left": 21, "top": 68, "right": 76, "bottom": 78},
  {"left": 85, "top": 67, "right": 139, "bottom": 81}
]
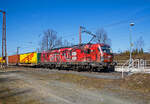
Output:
[{"left": 40, "top": 43, "right": 116, "bottom": 72}]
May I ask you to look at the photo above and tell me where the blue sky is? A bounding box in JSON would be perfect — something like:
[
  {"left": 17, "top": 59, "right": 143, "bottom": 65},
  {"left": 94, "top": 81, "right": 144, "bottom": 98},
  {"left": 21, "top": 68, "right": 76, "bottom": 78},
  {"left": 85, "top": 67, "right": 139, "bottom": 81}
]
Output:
[{"left": 0, "top": 0, "right": 150, "bottom": 55}]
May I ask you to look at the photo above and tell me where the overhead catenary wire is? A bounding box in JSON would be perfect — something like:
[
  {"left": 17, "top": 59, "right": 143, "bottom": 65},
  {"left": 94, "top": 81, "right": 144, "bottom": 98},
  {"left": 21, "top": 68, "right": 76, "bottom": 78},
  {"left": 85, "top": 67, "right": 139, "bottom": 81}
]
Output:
[{"left": 103, "top": 7, "right": 150, "bottom": 28}]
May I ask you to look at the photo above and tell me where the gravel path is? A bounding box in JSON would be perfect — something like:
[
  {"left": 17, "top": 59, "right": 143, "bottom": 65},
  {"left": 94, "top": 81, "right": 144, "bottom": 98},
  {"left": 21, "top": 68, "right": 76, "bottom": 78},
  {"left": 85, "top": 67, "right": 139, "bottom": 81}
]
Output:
[{"left": 0, "top": 68, "right": 148, "bottom": 104}]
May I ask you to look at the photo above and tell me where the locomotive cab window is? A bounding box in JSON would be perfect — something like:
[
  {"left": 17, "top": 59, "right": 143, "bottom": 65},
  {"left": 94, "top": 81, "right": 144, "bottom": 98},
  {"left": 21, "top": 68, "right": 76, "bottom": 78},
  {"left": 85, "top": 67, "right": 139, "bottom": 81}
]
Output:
[
  {"left": 85, "top": 49, "right": 91, "bottom": 54},
  {"left": 101, "top": 45, "right": 112, "bottom": 54}
]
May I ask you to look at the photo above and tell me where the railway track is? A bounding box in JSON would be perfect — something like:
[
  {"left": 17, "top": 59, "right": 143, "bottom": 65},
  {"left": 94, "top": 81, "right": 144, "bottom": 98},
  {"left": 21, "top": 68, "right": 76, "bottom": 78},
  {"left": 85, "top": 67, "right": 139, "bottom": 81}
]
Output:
[{"left": 5, "top": 66, "right": 126, "bottom": 80}]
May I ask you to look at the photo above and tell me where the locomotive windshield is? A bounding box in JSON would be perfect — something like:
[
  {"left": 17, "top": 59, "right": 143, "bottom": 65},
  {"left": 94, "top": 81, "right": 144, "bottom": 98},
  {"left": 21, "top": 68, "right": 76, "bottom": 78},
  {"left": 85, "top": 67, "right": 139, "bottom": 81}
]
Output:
[{"left": 101, "top": 45, "right": 112, "bottom": 54}]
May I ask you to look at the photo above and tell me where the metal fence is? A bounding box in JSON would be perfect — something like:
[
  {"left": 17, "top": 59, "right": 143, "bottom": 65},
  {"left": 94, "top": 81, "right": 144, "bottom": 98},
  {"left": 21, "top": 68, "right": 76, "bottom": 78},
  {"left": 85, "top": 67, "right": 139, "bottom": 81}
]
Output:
[
  {"left": 114, "top": 59, "right": 150, "bottom": 73},
  {"left": 145, "top": 60, "right": 150, "bottom": 69}
]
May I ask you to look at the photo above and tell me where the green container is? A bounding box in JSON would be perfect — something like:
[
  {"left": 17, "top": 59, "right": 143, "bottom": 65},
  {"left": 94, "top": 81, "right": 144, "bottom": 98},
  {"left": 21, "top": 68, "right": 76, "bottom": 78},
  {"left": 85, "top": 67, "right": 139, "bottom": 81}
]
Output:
[{"left": 37, "top": 53, "right": 41, "bottom": 64}]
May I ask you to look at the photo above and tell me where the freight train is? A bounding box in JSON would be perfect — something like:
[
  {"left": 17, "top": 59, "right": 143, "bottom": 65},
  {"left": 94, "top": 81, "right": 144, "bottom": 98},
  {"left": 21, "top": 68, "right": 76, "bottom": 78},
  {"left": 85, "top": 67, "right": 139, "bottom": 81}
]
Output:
[{"left": 0, "top": 43, "right": 116, "bottom": 72}]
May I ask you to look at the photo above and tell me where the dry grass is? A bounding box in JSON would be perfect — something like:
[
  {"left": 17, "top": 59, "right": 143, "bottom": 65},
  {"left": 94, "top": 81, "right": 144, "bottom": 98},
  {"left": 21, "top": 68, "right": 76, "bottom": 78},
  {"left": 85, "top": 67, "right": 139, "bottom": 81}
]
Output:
[
  {"left": 1, "top": 67, "right": 150, "bottom": 103},
  {"left": 2, "top": 67, "right": 150, "bottom": 94},
  {"left": 121, "top": 73, "right": 150, "bottom": 93},
  {"left": 0, "top": 83, "right": 43, "bottom": 104},
  {"left": 114, "top": 53, "right": 150, "bottom": 60},
  {"left": 0, "top": 87, "right": 19, "bottom": 104},
  {"left": 38, "top": 73, "right": 121, "bottom": 90},
  {"left": 37, "top": 72, "right": 150, "bottom": 94}
]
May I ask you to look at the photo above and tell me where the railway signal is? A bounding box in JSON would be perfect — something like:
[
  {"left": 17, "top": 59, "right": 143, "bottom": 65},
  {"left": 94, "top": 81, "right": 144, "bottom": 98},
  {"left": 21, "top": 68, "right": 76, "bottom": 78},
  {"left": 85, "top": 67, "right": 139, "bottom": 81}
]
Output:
[{"left": 17, "top": 47, "right": 20, "bottom": 65}]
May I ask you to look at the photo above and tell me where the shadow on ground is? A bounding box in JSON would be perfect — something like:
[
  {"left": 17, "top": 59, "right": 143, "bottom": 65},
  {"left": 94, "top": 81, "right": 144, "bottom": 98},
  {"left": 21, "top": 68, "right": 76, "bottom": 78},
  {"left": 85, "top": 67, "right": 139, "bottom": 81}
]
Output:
[
  {"left": 0, "top": 77, "right": 20, "bottom": 83},
  {"left": 0, "top": 89, "right": 32, "bottom": 99},
  {"left": 0, "top": 70, "right": 23, "bottom": 75}
]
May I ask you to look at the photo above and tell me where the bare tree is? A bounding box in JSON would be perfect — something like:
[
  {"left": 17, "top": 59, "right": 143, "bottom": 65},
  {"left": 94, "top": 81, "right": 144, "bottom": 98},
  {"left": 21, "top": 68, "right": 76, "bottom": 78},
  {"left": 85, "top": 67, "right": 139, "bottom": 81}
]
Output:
[
  {"left": 40, "top": 29, "right": 62, "bottom": 51},
  {"left": 134, "top": 36, "right": 144, "bottom": 52},
  {"left": 63, "top": 39, "right": 70, "bottom": 47},
  {"left": 102, "top": 33, "right": 107, "bottom": 43},
  {"left": 95, "top": 28, "right": 111, "bottom": 45},
  {"left": 62, "top": 39, "right": 74, "bottom": 47}
]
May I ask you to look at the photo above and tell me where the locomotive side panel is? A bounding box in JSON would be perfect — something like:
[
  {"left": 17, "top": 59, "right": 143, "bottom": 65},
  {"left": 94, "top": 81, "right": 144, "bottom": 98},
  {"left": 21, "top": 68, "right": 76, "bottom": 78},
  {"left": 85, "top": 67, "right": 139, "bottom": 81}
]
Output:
[
  {"left": 40, "top": 44, "right": 102, "bottom": 64},
  {"left": 41, "top": 50, "right": 60, "bottom": 63},
  {"left": 83, "top": 44, "right": 101, "bottom": 62},
  {"left": 38, "top": 43, "right": 115, "bottom": 71},
  {"left": 41, "top": 52, "right": 49, "bottom": 63}
]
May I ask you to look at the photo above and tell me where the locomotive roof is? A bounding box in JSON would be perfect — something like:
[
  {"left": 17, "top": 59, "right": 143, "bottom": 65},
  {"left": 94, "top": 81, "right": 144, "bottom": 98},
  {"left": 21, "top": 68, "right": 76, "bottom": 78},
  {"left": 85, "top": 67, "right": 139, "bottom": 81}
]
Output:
[
  {"left": 48, "top": 43, "right": 110, "bottom": 51},
  {"left": 49, "top": 43, "right": 91, "bottom": 51}
]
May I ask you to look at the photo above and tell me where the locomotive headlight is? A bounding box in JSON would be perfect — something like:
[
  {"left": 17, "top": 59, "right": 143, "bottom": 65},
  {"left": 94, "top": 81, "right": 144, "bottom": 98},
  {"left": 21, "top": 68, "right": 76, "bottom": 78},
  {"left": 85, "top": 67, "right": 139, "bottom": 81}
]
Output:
[
  {"left": 108, "top": 55, "right": 111, "bottom": 58},
  {"left": 110, "top": 48, "right": 113, "bottom": 53},
  {"left": 101, "top": 56, "right": 104, "bottom": 62}
]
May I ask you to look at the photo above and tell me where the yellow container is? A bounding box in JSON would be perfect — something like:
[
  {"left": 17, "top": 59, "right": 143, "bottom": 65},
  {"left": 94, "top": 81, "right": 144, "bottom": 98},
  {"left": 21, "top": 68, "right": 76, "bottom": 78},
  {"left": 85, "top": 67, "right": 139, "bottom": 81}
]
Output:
[
  {"left": 20, "top": 52, "right": 37, "bottom": 64},
  {"left": 0, "top": 57, "right": 6, "bottom": 63}
]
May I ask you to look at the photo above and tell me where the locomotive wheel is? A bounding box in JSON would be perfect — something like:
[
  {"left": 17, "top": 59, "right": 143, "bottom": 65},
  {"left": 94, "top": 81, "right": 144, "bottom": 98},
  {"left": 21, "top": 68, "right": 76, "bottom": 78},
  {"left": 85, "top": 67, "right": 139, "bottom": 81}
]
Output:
[
  {"left": 51, "top": 64, "right": 55, "bottom": 69},
  {"left": 58, "top": 66, "right": 62, "bottom": 70},
  {"left": 109, "top": 66, "right": 115, "bottom": 72},
  {"left": 77, "top": 68, "right": 81, "bottom": 72},
  {"left": 75, "top": 66, "right": 81, "bottom": 72},
  {"left": 87, "top": 66, "right": 92, "bottom": 72},
  {"left": 72, "top": 65, "right": 79, "bottom": 72},
  {"left": 103, "top": 67, "right": 110, "bottom": 72},
  {"left": 92, "top": 68, "right": 97, "bottom": 72},
  {"left": 99, "top": 67, "right": 108, "bottom": 72}
]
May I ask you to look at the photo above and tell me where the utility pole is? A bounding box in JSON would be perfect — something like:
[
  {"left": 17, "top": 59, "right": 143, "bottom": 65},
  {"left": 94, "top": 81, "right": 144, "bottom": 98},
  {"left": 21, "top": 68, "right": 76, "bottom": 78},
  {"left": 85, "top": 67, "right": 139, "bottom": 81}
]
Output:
[
  {"left": 0, "top": 10, "right": 7, "bottom": 67},
  {"left": 17, "top": 47, "right": 20, "bottom": 65},
  {"left": 79, "top": 26, "right": 87, "bottom": 46},
  {"left": 129, "top": 22, "right": 135, "bottom": 69},
  {"left": 79, "top": 26, "right": 82, "bottom": 46},
  {"left": 46, "top": 35, "right": 48, "bottom": 51}
]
